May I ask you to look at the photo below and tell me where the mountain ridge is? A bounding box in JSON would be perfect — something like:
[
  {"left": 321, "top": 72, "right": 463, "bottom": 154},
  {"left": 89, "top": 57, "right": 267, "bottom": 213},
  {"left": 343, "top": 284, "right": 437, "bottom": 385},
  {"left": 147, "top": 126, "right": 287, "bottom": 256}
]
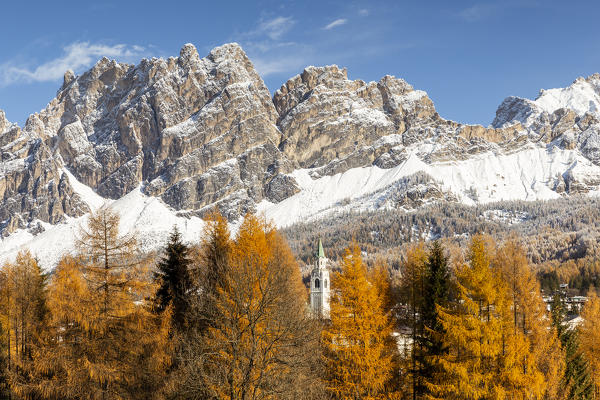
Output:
[{"left": 2, "top": 42, "right": 600, "bottom": 267}]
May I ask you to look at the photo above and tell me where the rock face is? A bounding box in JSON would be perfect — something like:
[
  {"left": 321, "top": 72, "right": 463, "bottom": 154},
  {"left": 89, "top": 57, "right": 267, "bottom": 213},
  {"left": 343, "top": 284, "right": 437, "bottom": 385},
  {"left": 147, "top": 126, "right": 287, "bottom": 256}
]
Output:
[
  {"left": 493, "top": 75, "right": 600, "bottom": 164},
  {"left": 2, "top": 43, "right": 600, "bottom": 239},
  {"left": 487, "top": 74, "right": 600, "bottom": 194},
  {"left": 21, "top": 43, "right": 285, "bottom": 220},
  {"left": 0, "top": 111, "right": 89, "bottom": 236},
  {"left": 274, "top": 66, "right": 415, "bottom": 168},
  {"left": 272, "top": 65, "right": 524, "bottom": 178}
]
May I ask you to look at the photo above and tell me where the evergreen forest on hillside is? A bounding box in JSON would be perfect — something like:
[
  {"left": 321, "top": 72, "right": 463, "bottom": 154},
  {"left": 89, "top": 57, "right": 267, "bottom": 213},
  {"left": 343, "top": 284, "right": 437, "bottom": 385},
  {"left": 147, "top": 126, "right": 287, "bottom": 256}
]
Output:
[{"left": 285, "top": 197, "right": 600, "bottom": 296}]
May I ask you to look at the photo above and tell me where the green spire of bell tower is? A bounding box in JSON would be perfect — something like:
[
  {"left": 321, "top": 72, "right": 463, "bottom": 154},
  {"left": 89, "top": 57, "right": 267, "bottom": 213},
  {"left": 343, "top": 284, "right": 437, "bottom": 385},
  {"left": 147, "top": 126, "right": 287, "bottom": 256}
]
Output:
[{"left": 318, "top": 238, "right": 325, "bottom": 258}]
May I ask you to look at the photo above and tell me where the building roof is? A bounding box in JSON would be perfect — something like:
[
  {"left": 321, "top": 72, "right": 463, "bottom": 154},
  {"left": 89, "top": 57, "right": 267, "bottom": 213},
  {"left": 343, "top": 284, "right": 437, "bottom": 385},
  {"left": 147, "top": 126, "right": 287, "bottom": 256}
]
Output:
[{"left": 318, "top": 238, "right": 325, "bottom": 258}]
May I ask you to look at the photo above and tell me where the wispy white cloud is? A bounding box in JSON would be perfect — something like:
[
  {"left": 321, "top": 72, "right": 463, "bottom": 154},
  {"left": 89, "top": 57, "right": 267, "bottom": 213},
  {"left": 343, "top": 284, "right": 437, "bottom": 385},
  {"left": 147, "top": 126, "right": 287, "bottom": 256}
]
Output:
[
  {"left": 457, "top": 4, "right": 498, "bottom": 21},
  {"left": 236, "top": 15, "right": 296, "bottom": 54},
  {"left": 236, "top": 15, "right": 306, "bottom": 77},
  {"left": 358, "top": 9, "right": 369, "bottom": 16},
  {"left": 324, "top": 18, "right": 348, "bottom": 30},
  {"left": 252, "top": 55, "right": 307, "bottom": 77},
  {"left": 457, "top": 1, "right": 540, "bottom": 22},
  {"left": 244, "top": 16, "right": 295, "bottom": 41},
  {"left": 0, "top": 42, "right": 147, "bottom": 86}
]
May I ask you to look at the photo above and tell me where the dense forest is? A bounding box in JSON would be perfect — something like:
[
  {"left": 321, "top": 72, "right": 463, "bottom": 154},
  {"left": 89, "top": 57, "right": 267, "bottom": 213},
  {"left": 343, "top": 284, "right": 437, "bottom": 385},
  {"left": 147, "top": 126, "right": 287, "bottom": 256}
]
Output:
[
  {"left": 0, "top": 207, "right": 599, "bottom": 399},
  {"left": 284, "top": 196, "right": 600, "bottom": 295}
]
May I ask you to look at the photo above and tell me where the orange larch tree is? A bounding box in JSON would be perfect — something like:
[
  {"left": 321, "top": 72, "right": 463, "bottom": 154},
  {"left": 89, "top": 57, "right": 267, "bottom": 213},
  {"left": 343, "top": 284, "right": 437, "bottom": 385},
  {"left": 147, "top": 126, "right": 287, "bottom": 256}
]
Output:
[
  {"left": 495, "top": 239, "right": 564, "bottom": 400},
  {"left": 579, "top": 291, "right": 600, "bottom": 398},
  {"left": 0, "top": 251, "right": 48, "bottom": 398},
  {"left": 428, "top": 235, "right": 507, "bottom": 400},
  {"left": 30, "top": 208, "right": 171, "bottom": 400},
  {"left": 199, "top": 213, "right": 321, "bottom": 400},
  {"left": 323, "top": 243, "right": 397, "bottom": 400}
]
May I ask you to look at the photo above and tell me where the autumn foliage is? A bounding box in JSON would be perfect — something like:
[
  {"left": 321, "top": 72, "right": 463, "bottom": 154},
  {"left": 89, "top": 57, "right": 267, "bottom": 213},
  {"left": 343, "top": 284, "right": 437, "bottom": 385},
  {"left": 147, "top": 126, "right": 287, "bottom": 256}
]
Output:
[
  {"left": 323, "top": 243, "right": 397, "bottom": 400},
  {"left": 26, "top": 208, "right": 171, "bottom": 399},
  {"left": 0, "top": 208, "right": 598, "bottom": 400}
]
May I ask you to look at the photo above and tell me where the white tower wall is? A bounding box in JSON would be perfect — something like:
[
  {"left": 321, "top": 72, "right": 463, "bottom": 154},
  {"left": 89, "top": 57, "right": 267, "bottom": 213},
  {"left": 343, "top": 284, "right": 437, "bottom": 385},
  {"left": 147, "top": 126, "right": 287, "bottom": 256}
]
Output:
[{"left": 310, "top": 240, "right": 330, "bottom": 318}]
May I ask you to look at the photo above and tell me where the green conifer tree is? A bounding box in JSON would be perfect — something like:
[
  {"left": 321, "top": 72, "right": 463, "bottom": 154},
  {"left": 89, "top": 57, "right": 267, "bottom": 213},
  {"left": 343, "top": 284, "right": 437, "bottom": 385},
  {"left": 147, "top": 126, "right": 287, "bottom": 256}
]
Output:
[
  {"left": 419, "top": 241, "right": 451, "bottom": 396},
  {"left": 551, "top": 290, "right": 593, "bottom": 400},
  {"left": 197, "top": 210, "right": 231, "bottom": 333},
  {"left": 551, "top": 293, "right": 566, "bottom": 337},
  {"left": 154, "top": 226, "right": 193, "bottom": 330},
  {"left": 561, "top": 329, "right": 594, "bottom": 400}
]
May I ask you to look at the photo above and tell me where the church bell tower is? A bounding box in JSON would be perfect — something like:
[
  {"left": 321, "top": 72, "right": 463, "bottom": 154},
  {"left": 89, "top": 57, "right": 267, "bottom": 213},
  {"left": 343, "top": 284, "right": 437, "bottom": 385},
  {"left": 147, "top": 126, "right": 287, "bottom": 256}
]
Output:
[{"left": 310, "top": 238, "right": 330, "bottom": 318}]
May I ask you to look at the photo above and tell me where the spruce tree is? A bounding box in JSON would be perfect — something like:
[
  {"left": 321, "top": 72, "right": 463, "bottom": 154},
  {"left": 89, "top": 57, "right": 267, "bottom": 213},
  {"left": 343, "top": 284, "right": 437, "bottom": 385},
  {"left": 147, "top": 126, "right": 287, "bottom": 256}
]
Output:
[
  {"left": 154, "top": 226, "right": 193, "bottom": 330},
  {"left": 197, "top": 210, "right": 231, "bottom": 333},
  {"left": 400, "top": 243, "right": 427, "bottom": 400},
  {"left": 419, "top": 240, "right": 450, "bottom": 396},
  {"left": 562, "top": 329, "right": 594, "bottom": 400},
  {"left": 551, "top": 292, "right": 566, "bottom": 337},
  {"left": 421, "top": 241, "right": 450, "bottom": 354},
  {"left": 163, "top": 212, "right": 233, "bottom": 399},
  {"left": 550, "top": 285, "right": 593, "bottom": 400}
]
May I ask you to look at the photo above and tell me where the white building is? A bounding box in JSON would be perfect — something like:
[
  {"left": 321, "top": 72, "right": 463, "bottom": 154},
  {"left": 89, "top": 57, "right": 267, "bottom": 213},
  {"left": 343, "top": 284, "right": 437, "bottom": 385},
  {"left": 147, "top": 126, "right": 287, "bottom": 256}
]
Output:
[{"left": 310, "top": 238, "right": 330, "bottom": 318}]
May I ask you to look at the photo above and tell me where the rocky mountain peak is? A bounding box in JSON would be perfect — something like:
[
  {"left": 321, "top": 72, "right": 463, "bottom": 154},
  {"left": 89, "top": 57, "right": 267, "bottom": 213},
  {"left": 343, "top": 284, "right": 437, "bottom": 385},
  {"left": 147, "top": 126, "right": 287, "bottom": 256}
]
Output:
[
  {"left": 62, "top": 69, "right": 76, "bottom": 90},
  {"left": 273, "top": 65, "right": 444, "bottom": 170},
  {"left": 490, "top": 74, "right": 600, "bottom": 166},
  {"left": 0, "top": 110, "right": 9, "bottom": 134},
  {"left": 0, "top": 110, "right": 22, "bottom": 149},
  {"left": 492, "top": 96, "right": 537, "bottom": 129},
  {"left": 493, "top": 73, "right": 600, "bottom": 130},
  {"left": 274, "top": 65, "right": 358, "bottom": 119},
  {"left": 207, "top": 42, "right": 247, "bottom": 61},
  {"left": 178, "top": 43, "right": 200, "bottom": 66},
  {"left": 0, "top": 42, "right": 289, "bottom": 237},
  {"left": 586, "top": 73, "right": 600, "bottom": 87},
  {"left": 299, "top": 65, "right": 348, "bottom": 88},
  {"left": 4, "top": 42, "right": 600, "bottom": 264}
]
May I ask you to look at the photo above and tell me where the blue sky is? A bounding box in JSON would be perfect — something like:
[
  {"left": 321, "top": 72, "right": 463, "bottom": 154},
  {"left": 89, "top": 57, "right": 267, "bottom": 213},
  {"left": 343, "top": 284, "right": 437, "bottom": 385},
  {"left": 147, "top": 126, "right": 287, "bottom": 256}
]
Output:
[{"left": 1, "top": 0, "right": 599, "bottom": 126}]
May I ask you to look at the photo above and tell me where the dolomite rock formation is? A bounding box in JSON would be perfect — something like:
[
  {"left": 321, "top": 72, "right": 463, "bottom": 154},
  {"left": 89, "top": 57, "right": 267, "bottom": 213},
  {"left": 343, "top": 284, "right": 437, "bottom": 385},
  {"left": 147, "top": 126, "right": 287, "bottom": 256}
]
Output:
[
  {"left": 273, "top": 64, "right": 525, "bottom": 178},
  {"left": 0, "top": 111, "right": 89, "bottom": 236},
  {"left": 12, "top": 43, "right": 291, "bottom": 223},
  {"left": 2, "top": 42, "right": 600, "bottom": 239},
  {"left": 493, "top": 74, "right": 600, "bottom": 165}
]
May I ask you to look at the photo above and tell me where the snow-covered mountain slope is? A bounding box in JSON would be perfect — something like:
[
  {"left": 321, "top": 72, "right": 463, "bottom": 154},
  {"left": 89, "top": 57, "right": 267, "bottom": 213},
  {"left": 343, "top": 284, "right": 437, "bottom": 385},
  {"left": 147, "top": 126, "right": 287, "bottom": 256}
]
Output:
[
  {"left": 4, "top": 141, "right": 600, "bottom": 269},
  {"left": 3, "top": 42, "right": 600, "bottom": 267},
  {"left": 0, "top": 170, "right": 207, "bottom": 269},
  {"left": 494, "top": 75, "right": 600, "bottom": 129},
  {"left": 260, "top": 143, "right": 600, "bottom": 227},
  {"left": 535, "top": 77, "right": 600, "bottom": 117}
]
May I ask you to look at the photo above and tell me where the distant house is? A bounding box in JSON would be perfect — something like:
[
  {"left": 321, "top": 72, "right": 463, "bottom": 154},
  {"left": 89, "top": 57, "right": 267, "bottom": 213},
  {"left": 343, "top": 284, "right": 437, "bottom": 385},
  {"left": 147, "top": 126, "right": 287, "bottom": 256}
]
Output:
[{"left": 542, "top": 291, "right": 588, "bottom": 314}]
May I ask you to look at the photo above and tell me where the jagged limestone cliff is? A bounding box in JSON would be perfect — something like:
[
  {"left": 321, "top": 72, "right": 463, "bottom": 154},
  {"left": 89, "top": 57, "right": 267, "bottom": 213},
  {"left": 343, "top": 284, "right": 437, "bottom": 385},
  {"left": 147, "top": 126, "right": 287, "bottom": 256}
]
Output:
[{"left": 2, "top": 42, "right": 600, "bottom": 243}]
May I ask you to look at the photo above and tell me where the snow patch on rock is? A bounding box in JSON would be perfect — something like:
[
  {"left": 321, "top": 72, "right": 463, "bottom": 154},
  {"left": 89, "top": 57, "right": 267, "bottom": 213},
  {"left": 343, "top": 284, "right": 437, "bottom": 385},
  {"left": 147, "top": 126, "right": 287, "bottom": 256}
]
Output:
[
  {"left": 0, "top": 176, "right": 207, "bottom": 270},
  {"left": 258, "top": 144, "right": 600, "bottom": 227},
  {"left": 535, "top": 77, "right": 600, "bottom": 117}
]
